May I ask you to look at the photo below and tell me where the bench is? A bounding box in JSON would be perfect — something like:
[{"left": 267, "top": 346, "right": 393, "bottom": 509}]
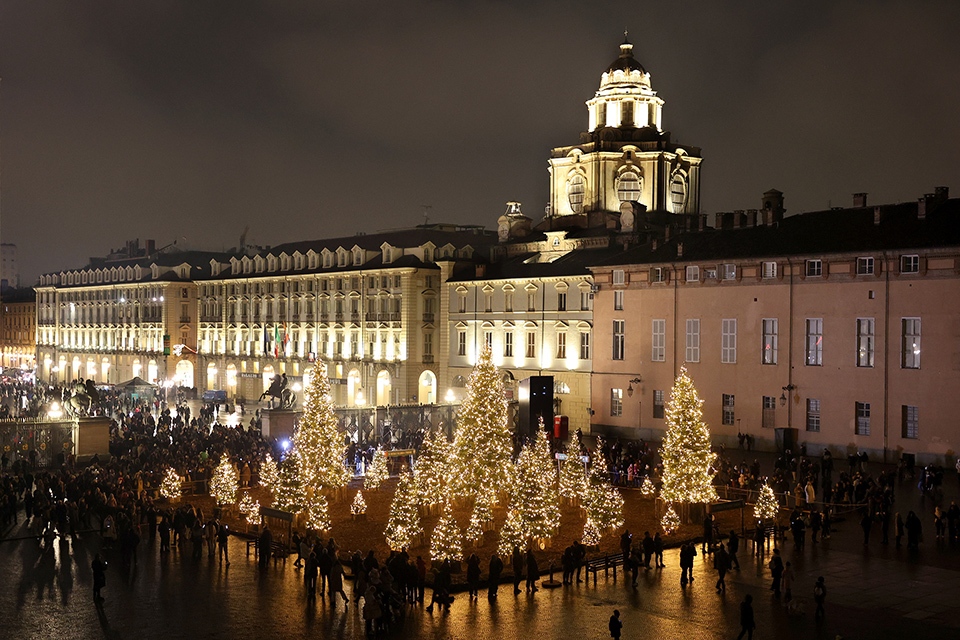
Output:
[
  {"left": 585, "top": 554, "right": 622, "bottom": 584},
  {"left": 246, "top": 538, "right": 290, "bottom": 560}
]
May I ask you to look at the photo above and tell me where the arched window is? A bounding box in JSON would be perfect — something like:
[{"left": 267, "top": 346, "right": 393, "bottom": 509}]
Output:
[
  {"left": 669, "top": 174, "right": 687, "bottom": 213},
  {"left": 567, "top": 174, "right": 585, "bottom": 214},
  {"left": 617, "top": 171, "right": 641, "bottom": 203}
]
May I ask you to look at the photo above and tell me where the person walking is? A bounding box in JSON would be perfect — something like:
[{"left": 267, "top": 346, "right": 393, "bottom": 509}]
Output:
[
  {"left": 92, "top": 553, "right": 107, "bottom": 602},
  {"left": 727, "top": 530, "right": 740, "bottom": 570},
  {"left": 768, "top": 548, "right": 784, "bottom": 597},
  {"left": 813, "top": 576, "right": 827, "bottom": 617},
  {"left": 217, "top": 520, "right": 230, "bottom": 565},
  {"left": 609, "top": 609, "right": 623, "bottom": 639},
  {"left": 737, "top": 594, "right": 756, "bottom": 640},
  {"left": 620, "top": 529, "right": 632, "bottom": 570},
  {"left": 328, "top": 556, "right": 348, "bottom": 610},
  {"left": 305, "top": 552, "right": 319, "bottom": 600},
  {"left": 714, "top": 544, "right": 731, "bottom": 593},
  {"left": 488, "top": 552, "right": 503, "bottom": 599}
]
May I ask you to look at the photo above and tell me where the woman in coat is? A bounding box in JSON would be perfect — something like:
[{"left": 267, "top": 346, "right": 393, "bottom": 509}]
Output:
[{"left": 466, "top": 553, "right": 482, "bottom": 598}]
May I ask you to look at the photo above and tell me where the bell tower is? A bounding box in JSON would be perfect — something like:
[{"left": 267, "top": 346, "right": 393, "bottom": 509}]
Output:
[{"left": 547, "top": 37, "right": 703, "bottom": 224}]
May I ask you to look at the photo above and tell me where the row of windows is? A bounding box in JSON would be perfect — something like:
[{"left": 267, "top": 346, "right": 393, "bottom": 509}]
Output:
[
  {"left": 611, "top": 253, "right": 923, "bottom": 287},
  {"left": 202, "top": 275, "right": 407, "bottom": 297},
  {"left": 630, "top": 317, "right": 922, "bottom": 369},
  {"left": 612, "top": 390, "right": 920, "bottom": 441},
  {"left": 457, "top": 289, "right": 593, "bottom": 314},
  {"left": 456, "top": 329, "right": 590, "bottom": 360}
]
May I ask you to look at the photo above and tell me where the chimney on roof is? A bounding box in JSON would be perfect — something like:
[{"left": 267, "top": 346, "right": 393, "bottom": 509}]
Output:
[
  {"left": 733, "top": 210, "right": 743, "bottom": 229},
  {"left": 853, "top": 193, "right": 868, "bottom": 208},
  {"left": 934, "top": 186, "right": 949, "bottom": 205},
  {"left": 700, "top": 214, "right": 707, "bottom": 231},
  {"left": 762, "top": 189, "right": 785, "bottom": 224},
  {"left": 664, "top": 226, "right": 671, "bottom": 241},
  {"left": 475, "top": 264, "right": 486, "bottom": 278},
  {"left": 652, "top": 239, "right": 658, "bottom": 251},
  {"left": 746, "top": 209, "right": 757, "bottom": 227},
  {"left": 873, "top": 206, "right": 882, "bottom": 226},
  {"left": 918, "top": 197, "right": 928, "bottom": 220},
  {"left": 677, "top": 243, "right": 684, "bottom": 258}
]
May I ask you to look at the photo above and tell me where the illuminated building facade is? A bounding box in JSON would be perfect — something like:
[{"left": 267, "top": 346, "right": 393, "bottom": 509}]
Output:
[{"left": 0, "top": 288, "right": 36, "bottom": 371}]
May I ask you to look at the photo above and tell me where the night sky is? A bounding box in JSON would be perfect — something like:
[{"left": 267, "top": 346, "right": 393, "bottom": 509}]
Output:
[{"left": 2, "top": 1, "right": 959, "bottom": 284}]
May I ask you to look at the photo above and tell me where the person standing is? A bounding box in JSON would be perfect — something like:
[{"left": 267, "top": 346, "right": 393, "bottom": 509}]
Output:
[
  {"left": 768, "top": 548, "right": 784, "bottom": 596},
  {"left": 466, "top": 553, "right": 481, "bottom": 598},
  {"left": 305, "top": 552, "right": 319, "bottom": 600},
  {"left": 609, "top": 609, "right": 623, "bottom": 639},
  {"left": 653, "top": 532, "right": 665, "bottom": 568},
  {"left": 813, "top": 576, "right": 827, "bottom": 617},
  {"left": 895, "top": 512, "right": 905, "bottom": 549},
  {"left": 512, "top": 546, "right": 524, "bottom": 595},
  {"left": 737, "top": 594, "right": 756, "bottom": 640},
  {"left": 488, "top": 553, "right": 503, "bottom": 599},
  {"left": 860, "top": 511, "right": 873, "bottom": 546},
  {"left": 727, "top": 530, "right": 740, "bottom": 570},
  {"left": 714, "top": 544, "right": 731, "bottom": 593},
  {"left": 92, "top": 553, "right": 107, "bottom": 602},
  {"left": 258, "top": 523, "right": 273, "bottom": 569},
  {"left": 782, "top": 561, "right": 795, "bottom": 602},
  {"left": 702, "top": 513, "right": 714, "bottom": 554},
  {"left": 525, "top": 548, "right": 540, "bottom": 594},
  {"left": 620, "top": 529, "right": 633, "bottom": 570},
  {"left": 328, "top": 556, "right": 348, "bottom": 609},
  {"left": 641, "top": 531, "right": 654, "bottom": 569}
]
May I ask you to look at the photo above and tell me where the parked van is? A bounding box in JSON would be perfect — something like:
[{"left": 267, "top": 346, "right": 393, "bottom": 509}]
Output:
[{"left": 202, "top": 390, "right": 227, "bottom": 403}]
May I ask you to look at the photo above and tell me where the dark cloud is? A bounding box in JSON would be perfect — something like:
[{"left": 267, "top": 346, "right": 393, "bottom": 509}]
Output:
[{"left": 2, "top": 1, "right": 958, "bottom": 283}]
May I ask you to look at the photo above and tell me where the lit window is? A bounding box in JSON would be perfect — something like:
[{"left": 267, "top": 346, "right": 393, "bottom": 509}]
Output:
[
  {"left": 610, "top": 388, "right": 623, "bottom": 417},
  {"left": 762, "top": 319, "right": 778, "bottom": 364},
  {"left": 567, "top": 174, "right": 585, "bottom": 214},
  {"left": 617, "top": 171, "right": 641, "bottom": 203},
  {"left": 901, "top": 318, "right": 921, "bottom": 369},
  {"left": 805, "top": 318, "right": 823, "bottom": 366},
  {"left": 856, "top": 318, "right": 874, "bottom": 367}
]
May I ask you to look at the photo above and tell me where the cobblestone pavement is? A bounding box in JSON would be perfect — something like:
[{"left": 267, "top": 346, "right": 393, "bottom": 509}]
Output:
[{"left": 2, "top": 460, "right": 959, "bottom": 639}]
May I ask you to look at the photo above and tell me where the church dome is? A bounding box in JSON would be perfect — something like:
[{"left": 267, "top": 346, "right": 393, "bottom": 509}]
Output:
[{"left": 606, "top": 38, "right": 646, "bottom": 75}]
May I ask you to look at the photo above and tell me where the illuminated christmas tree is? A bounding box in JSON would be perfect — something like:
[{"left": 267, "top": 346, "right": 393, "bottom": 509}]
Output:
[
  {"left": 239, "top": 493, "right": 261, "bottom": 524},
  {"left": 364, "top": 447, "right": 389, "bottom": 490},
  {"left": 274, "top": 452, "right": 304, "bottom": 513},
  {"left": 558, "top": 443, "right": 588, "bottom": 502},
  {"left": 415, "top": 428, "right": 451, "bottom": 507},
  {"left": 449, "top": 345, "right": 513, "bottom": 503},
  {"left": 659, "top": 366, "right": 718, "bottom": 504},
  {"left": 582, "top": 517, "right": 602, "bottom": 547},
  {"left": 660, "top": 504, "right": 681, "bottom": 534},
  {"left": 351, "top": 490, "right": 368, "bottom": 516},
  {"left": 210, "top": 458, "right": 239, "bottom": 508},
  {"left": 304, "top": 492, "right": 331, "bottom": 532},
  {"left": 499, "top": 430, "right": 561, "bottom": 554},
  {"left": 384, "top": 469, "right": 421, "bottom": 550},
  {"left": 259, "top": 453, "right": 280, "bottom": 492},
  {"left": 640, "top": 477, "right": 656, "bottom": 496},
  {"left": 754, "top": 482, "right": 779, "bottom": 521},
  {"left": 430, "top": 498, "right": 463, "bottom": 562},
  {"left": 160, "top": 467, "right": 182, "bottom": 501},
  {"left": 294, "top": 361, "right": 351, "bottom": 493},
  {"left": 583, "top": 438, "right": 624, "bottom": 532}
]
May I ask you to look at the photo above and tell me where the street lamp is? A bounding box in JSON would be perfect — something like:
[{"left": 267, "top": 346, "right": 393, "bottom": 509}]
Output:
[
  {"left": 626, "top": 377, "right": 642, "bottom": 397},
  {"left": 780, "top": 384, "right": 796, "bottom": 407}
]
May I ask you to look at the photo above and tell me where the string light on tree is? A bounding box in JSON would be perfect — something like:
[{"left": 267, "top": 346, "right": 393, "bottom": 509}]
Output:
[
  {"left": 304, "top": 493, "right": 331, "bottom": 532},
  {"left": 384, "top": 469, "right": 421, "bottom": 550},
  {"left": 499, "top": 430, "right": 561, "bottom": 554},
  {"left": 449, "top": 345, "right": 513, "bottom": 504},
  {"left": 160, "top": 467, "right": 182, "bottom": 501},
  {"left": 210, "top": 458, "right": 239, "bottom": 508},
  {"left": 661, "top": 504, "right": 681, "bottom": 534},
  {"left": 351, "top": 490, "right": 368, "bottom": 516},
  {"left": 364, "top": 447, "right": 389, "bottom": 490},
  {"left": 583, "top": 437, "right": 625, "bottom": 533},
  {"left": 559, "top": 442, "right": 588, "bottom": 502},
  {"left": 641, "top": 476, "right": 656, "bottom": 497},
  {"left": 582, "top": 517, "right": 602, "bottom": 547},
  {"left": 239, "top": 493, "right": 261, "bottom": 524},
  {"left": 430, "top": 498, "right": 464, "bottom": 563},
  {"left": 275, "top": 451, "right": 304, "bottom": 513},
  {"left": 259, "top": 453, "right": 280, "bottom": 493},
  {"left": 294, "top": 361, "right": 351, "bottom": 492},
  {"left": 415, "top": 428, "right": 451, "bottom": 507},
  {"left": 659, "top": 366, "right": 718, "bottom": 505},
  {"left": 754, "top": 482, "right": 779, "bottom": 521}
]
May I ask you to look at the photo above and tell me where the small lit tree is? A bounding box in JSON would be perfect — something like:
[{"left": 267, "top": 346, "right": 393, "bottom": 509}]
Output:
[
  {"left": 430, "top": 499, "right": 463, "bottom": 562},
  {"left": 210, "top": 458, "right": 239, "bottom": 508},
  {"left": 160, "top": 467, "right": 182, "bottom": 501},
  {"left": 583, "top": 438, "right": 624, "bottom": 533},
  {"left": 274, "top": 452, "right": 304, "bottom": 513},
  {"left": 641, "top": 476, "right": 656, "bottom": 496},
  {"left": 661, "top": 504, "right": 681, "bottom": 535},
  {"left": 559, "top": 443, "right": 588, "bottom": 502},
  {"left": 351, "top": 490, "right": 368, "bottom": 516},
  {"left": 754, "top": 482, "right": 779, "bottom": 521},
  {"left": 304, "top": 493, "right": 331, "bottom": 533},
  {"left": 384, "top": 470, "right": 421, "bottom": 550},
  {"left": 239, "top": 493, "right": 261, "bottom": 524},
  {"left": 259, "top": 453, "right": 280, "bottom": 492},
  {"left": 364, "top": 447, "right": 390, "bottom": 490},
  {"left": 659, "top": 366, "right": 718, "bottom": 505},
  {"left": 415, "top": 428, "right": 451, "bottom": 507},
  {"left": 582, "top": 517, "right": 602, "bottom": 547},
  {"left": 499, "top": 431, "right": 561, "bottom": 553}
]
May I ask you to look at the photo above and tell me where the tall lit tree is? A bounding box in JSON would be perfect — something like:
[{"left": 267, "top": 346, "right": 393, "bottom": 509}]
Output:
[
  {"left": 659, "top": 366, "right": 718, "bottom": 504},
  {"left": 430, "top": 498, "right": 463, "bottom": 562},
  {"left": 583, "top": 438, "right": 624, "bottom": 532},
  {"left": 415, "top": 428, "right": 451, "bottom": 507},
  {"left": 364, "top": 447, "right": 389, "bottom": 490},
  {"left": 274, "top": 452, "right": 304, "bottom": 513},
  {"left": 210, "top": 458, "right": 239, "bottom": 508},
  {"left": 499, "top": 430, "right": 561, "bottom": 554},
  {"left": 304, "top": 493, "right": 331, "bottom": 533},
  {"left": 754, "top": 482, "right": 779, "bottom": 521},
  {"left": 294, "top": 362, "right": 351, "bottom": 492},
  {"left": 384, "top": 470, "right": 421, "bottom": 550},
  {"left": 449, "top": 345, "right": 513, "bottom": 503}
]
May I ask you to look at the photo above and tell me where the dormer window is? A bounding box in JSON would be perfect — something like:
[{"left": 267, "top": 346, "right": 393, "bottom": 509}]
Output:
[
  {"left": 567, "top": 174, "right": 585, "bottom": 214},
  {"left": 354, "top": 250, "right": 363, "bottom": 266},
  {"left": 384, "top": 248, "right": 393, "bottom": 263},
  {"left": 669, "top": 174, "right": 687, "bottom": 213},
  {"left": 617, "top": 171, "right": 641, "bottom": 203}
]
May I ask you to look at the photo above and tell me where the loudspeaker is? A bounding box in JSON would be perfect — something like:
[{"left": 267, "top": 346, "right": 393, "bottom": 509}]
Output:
[{"left": 518, "top": 376, "right": 554, "bottom": 439}]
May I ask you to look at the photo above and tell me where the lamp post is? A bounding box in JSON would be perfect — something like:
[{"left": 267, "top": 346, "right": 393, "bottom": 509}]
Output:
[
  {"left": 627, "top": 377, "right": 642, "bottom": 430},
  {"left": 781, "top": 384, "right": 796, "bottom": 427}
]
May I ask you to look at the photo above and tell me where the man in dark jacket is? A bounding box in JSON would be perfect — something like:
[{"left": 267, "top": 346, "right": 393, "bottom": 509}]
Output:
[
  {"left": 768, "top": 548, "right": 784, "bottom": 596},
  {"left": 727, "top": 530, "right": 740, "bottom": 569},
  {"left": 258, "top": 524, "right": 273, "bottom": 569},
  {"left": 737, "top": 594, "right": 755, "bottom": 639},
  {"left": 641, "top": 531, "right": 654, "bottom": 569},
  {"left": 488, "top": 553, "right": 504, "bottom": 599},
  {"left": 525, "top": 548, "right": 539, "bottom": 593}
]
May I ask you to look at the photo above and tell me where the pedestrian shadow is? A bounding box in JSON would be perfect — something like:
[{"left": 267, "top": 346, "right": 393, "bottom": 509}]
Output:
[{"left": 94, "top": 600, "right": 122, "bottom": 640}]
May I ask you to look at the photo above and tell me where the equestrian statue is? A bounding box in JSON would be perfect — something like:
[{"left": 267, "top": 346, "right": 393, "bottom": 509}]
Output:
[{"left": 259, "top": 373, "right": 297, "bottom": 410}]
